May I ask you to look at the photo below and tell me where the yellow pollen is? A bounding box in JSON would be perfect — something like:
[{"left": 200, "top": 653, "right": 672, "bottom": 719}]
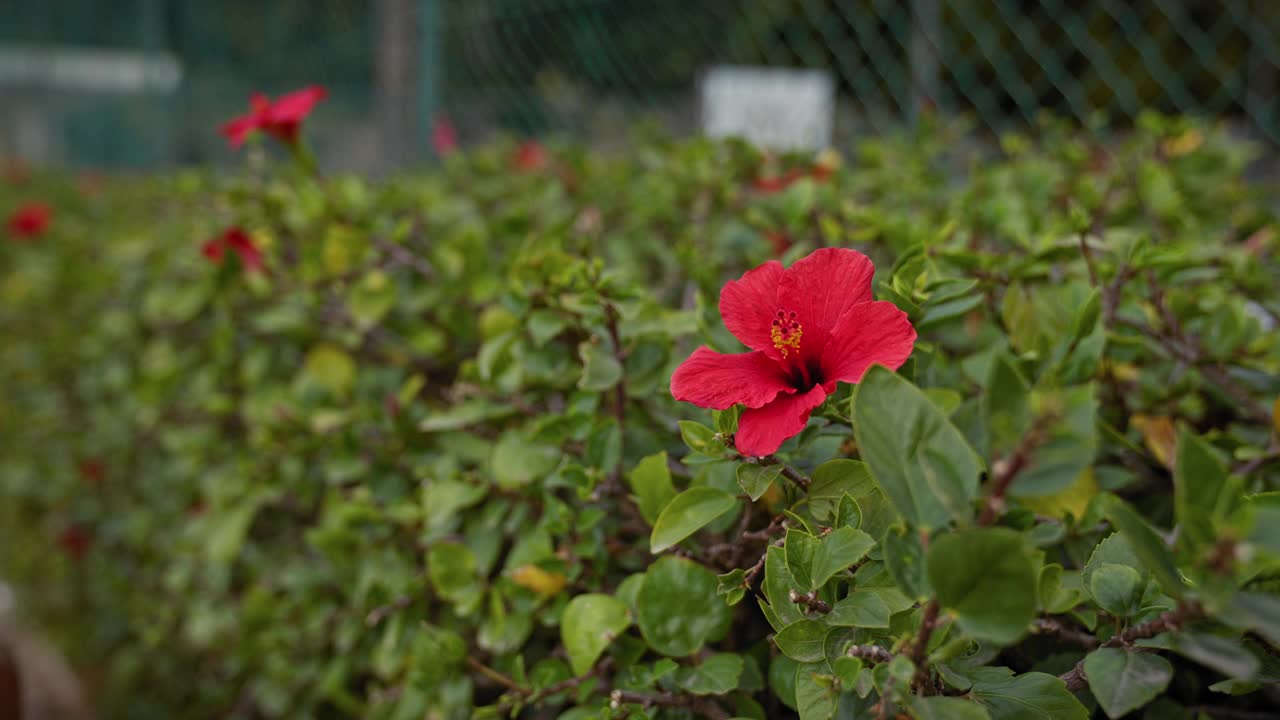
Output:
[{"left": 770, "top": 317, "right": 803, "bottom": 358}]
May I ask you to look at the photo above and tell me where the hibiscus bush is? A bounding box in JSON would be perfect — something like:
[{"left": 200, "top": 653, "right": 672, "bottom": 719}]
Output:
[{"left": 3, "top": 111, "right": 1280, "bottom": 720}]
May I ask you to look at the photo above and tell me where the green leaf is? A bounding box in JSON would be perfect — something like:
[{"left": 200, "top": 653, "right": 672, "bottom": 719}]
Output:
[
  {"left": 1068, "top": 288, "right": 1101, "bottom": 345},
  {"left": 628, "top": 452, "right": 676, "bottom": 525},
  {"left": 852, "top": 366, "right": 982, "bottom": 529},
  {"left": 738, "top": 463, "right": 783, "bottom": 501},
  {"left": 636, "top": 556, "right": 730, "bottom": 656},
  {"left": 809, "top": 527, "right": 875, "bottom": 590},
  {"left": 678, "top": 420, "right": 726, "bottom": 456},
  {"left": 1083, "top": 648, "right": 1172, "bottom": 719},
  {"left": 649, "top": 487, "right": 738, "bottom": 553},
  {"left": 1223, "top": 592, "right": 1280, "bottom": 648},
  {"left": 927, "top": 528, "right": 1037, "bottom": 644},
  {"left": 764, "top": 545, "right": 805, "bottom": 627},
  {"left": 527, "top": 309, "right": 569, "bottom": 346},
  {"left": 884, "top": 527, "right": 929, "bottom": 600},
  {"left": 716, "top": 569, "right": 747, "bottom": 606},
  {"left": 561, "top": 594, "right": 631, "bottom": 675},
  {"left": 908, "top": 696, "right": 992, "bottom": 720},
  {"left": 491, "top": 431, "right": 560, "bottom": 489},
  {"left": 1102, "top": 495, "right": 1184, "bottom": 598},
  {"left": 775, "top": 620, "right": 831, "bottom": 663},
  {"left": 1174, "top": 427, "right": 1230, "bottom": 549},
  {"left": 428, "top": 542, "right": 480, "bottom": 608},
  {"left": 578, "top": 340, "right": 623, "bottom": 391},
  {"left": 1089, "top": 563, "right": 1143, "bottom": 617},
  {"left": 794, "top": 663, "right": 838, "bottom": 720},
  {"left": 785, "top": 529, "right": 820, "bottom": 591},
  {"left": 971, "top": 671, "right": 1088, "bottom": 720},
  {"left": 675, "top": 653, "right": 744, "bottom": 695},
  {"left": 300, "top": 344, "right": 357, "bottom": 396},
  {"left": 1162, "top": 633, "right": 1259, "bottom": 680},
  {"left": 826, "top": 591, "right": 891, "bottom": 628},
  {"left": 834, "top": 493, "right": 862, "bottom": 529},
  {"left": 807, "top": 460, "right": 899, "bottom": 537}
]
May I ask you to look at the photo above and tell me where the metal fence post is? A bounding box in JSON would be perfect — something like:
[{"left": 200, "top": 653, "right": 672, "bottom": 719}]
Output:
[
  {"left": 419, "top": 0, "right": 443, "bottom": 160},
  {"left": 910, "top": 0, "right": 942, "bottom": 125}
]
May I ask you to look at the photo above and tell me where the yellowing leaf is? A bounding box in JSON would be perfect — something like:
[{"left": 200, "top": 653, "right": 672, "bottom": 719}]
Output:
[
  {"left": 1132, "top": 414, "right": 1176, "bottom": 469},
  {"left": 511, "top": 565, "right": 567, "bottom": 595},
  {"left": 302, "top": 345, "right": 357, "bottom": 396},
  {"left": 1108, "top": 361, "right": 1140, "bottom": 383},
  {"left": 1273, "top": 396, "right": 1280, "bottom": 437},
  {"left": 1019, "top": 467, "right": 1100, "bottom": 521},
  {"left": 1162, "top": 129, "right": 1203, "bottom": 157}
]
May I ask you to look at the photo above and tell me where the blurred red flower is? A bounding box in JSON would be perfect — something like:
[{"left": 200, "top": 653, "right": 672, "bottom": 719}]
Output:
[
  {"left": 432, "top": 114, "right": 458, "bottom": 156},
  {"left": 203, "top": 227, "right": 265, "bottom": 273},
  {"left": 58, "top": 525, "right": 91, "bottom": 561},
  {"left": 7, "top": 202, "right": 51, "bottom": 239},
  {"left": 77, "top": 459, "right": 106, "bottom": 485},
  {"left": 514, "top": 140, "right": 549, "bottom": 171},
  {"left": 671, "top": 248, "right": 916, "bottom": 456},
  {"left": 221, "top": 85, "right": 328, "bottom": 148}
]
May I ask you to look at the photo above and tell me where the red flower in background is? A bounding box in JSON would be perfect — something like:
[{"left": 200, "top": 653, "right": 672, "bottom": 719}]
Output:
[
  {"left": 514, "top": 140, "right": 549, "bottom": 172},
  {"left": 432, "top": 114, "right": 458, "bottom": 156},
  {"left": 58, "top": 525, "right": 91, "bottom": 561},
  {"left": 78, "top": 459, "right": 106, "bottom": 485},
  {"left": 203, "top": 227, "right": 265, "bottom": 273},
  {"left": 7, "top": 202, "right": 51, "bottom": 239},
  {"left": 752, "top": 168, "right": 805, "bottom": 194},
  {"left": 671, "top": 248, "right": 916, "bottom": 456},
  {"left": 221, "top": 85, "right": 328, "bottom": 148}
]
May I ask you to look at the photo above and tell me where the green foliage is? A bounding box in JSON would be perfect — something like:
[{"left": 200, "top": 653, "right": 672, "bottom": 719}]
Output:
[{"left": 3, "top": 116, "right": 1280, "bottom": 719}]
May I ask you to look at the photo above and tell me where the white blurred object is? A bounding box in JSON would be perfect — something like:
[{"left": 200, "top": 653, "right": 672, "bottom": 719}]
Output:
[
  {"left": 0, "top": 581, "right": 93, "bottom": 720},
  {"left": 0, "top": 44, "right": 182, "bottom": 94},
  {"left": 701, "top": 66, "right": 834, "bottom": 151}
]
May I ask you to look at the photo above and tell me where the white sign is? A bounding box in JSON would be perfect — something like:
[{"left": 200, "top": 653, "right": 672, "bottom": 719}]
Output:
[
  {"left": 0, "top": 44, "right": 182, "bottom": 94},
  {"left": 701, "top": 66, "right": 834, "bottom": 150}
]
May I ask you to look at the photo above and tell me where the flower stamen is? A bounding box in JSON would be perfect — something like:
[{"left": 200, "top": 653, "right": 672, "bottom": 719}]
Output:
[{"left": 770, "top": 310, "right": 803, "bottom": 358}]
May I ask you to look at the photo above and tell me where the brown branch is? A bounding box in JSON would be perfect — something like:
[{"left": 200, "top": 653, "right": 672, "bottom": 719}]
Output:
[
  {"left": 603, "top": 301, "right": 628, "bottom": 483},
  {"left": 1033, "top": 618, "right": 1100, "bottom": 649},
  {"left": 610, "top": 689, "right": 730, "bottom": 720},
  {"left": 790, "top": 589, "right": 832, "bottom": 614},
  {"left": 908, "top": 599, "right": 941, "bottom": 690},
  {"left": 1059, "top": 602, "right": 1202, "bottom": 691},
  {"left": 978, "top": 419, "right": 1048, "bottom": 526},
  {"left": 848, "top": 644, "right": 894, "bottom": 663},
  {"left": 365, "top": 595, "right": 412, "bottom": 627},
  {"left": 465, "top": 656, "right": 523, "bottom": 692}
]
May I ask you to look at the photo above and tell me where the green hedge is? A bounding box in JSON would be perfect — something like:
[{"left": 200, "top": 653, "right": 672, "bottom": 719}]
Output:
[{"left": 3, "top": 114, "right": 1280, "bottom": 719}]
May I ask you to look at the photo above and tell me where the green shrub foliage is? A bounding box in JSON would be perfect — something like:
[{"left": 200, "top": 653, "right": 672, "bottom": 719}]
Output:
[{"left": 3, "top": 114, "right": 1280, "bottom": 719}]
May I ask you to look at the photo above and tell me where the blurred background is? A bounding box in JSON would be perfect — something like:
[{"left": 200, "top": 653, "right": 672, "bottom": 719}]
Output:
[{"left": 0, "top": 0, "right": 1277, "bottom": 172}]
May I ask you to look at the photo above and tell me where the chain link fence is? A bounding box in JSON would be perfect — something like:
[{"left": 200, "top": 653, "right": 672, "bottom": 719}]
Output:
[{"left": 1, "top": 0, "right": 1277, "bottom": 169}]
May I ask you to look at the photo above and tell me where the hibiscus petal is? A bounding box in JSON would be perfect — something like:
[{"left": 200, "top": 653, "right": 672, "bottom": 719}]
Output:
[
  {"left": 719, "top": 260, "right": 784, "bottom": 357},
  {"left": 220, "top": 114, "right": 260, "bottom": 148},
  {"left": 735, "top": 384, "right": 828, "bottom": 456},
  {"left": 820, "top": 301, "right": 916, "bottom": 387},
  {"left": 268, "top": 85, "right": 328, "bottom": 124},
  {"left": 777, "top": 248, "right": 875, "bottom": 360},
  {"left": 670, "top": 347, "right": 795, "bottom": 411}
]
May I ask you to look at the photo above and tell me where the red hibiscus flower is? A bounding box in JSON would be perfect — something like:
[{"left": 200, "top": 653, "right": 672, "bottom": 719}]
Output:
[
  {"left": 752, "top": 168, "right": 805, "bottom": 194},
  {"left": 671, "top": 248, "right": 916, "bottom": 456},
  {"left": 221, "top": 85, "right": 327, "bottom": 148},
  {"left": 58, "top": 525, "right": 91, "bottom": 561},
  {"left": 432, "top": 114, "right": 458, "bottom": 156},
  {"left": 7, "top": 202, "right": 51, "bottom": 239},
  {"left": 202, "top": 227, "right": 265, "bottom": 273},
  {"left": 514, "top": 140, "right": 549, "bottom": 172},
  {"left": 77, "top": 459, "right": 106, "bottom": 485}
]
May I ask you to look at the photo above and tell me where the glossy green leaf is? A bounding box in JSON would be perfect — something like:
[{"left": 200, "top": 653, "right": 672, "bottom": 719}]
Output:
[
  {"left": 675, "top": 653, "right": 744, "bottom": 695},
  {"left": 1102, "top": 495, "right": 1184, "bottom": 598},
  {"left": 636, "top": 556, "right": 730, "bottom": 656},
  {"left": 649, "top": 486, "right": 738, "bottom": 553},
  {"left": 628, "top": 451, "right": 676, "bottom": 525},
  {"left": 1083, "top": 648, "right": 1172, "bottom": 719},
  {"left": 561, "top": 594, "right": 631, "bottom": 675},
  {"left": 826, "top": 591, "right": 891, "bottom": 628},
  {"left": 809, "top": 527, "right": 875, "bottom": 590},
  {"left": 774, "top": 620, "right": 830, "bottom": 663},
  {"left": 853, "top": 365, "right": 982, "bottom": 528},
  {"left": 927, "top": 528, "right": 1037, "bottom": 644},
  {"left": 908, "top": 696, "right": 991, "bottom": 720},
  {"left": 737, "top": 463, "right": 783, "bottom": 501}
]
